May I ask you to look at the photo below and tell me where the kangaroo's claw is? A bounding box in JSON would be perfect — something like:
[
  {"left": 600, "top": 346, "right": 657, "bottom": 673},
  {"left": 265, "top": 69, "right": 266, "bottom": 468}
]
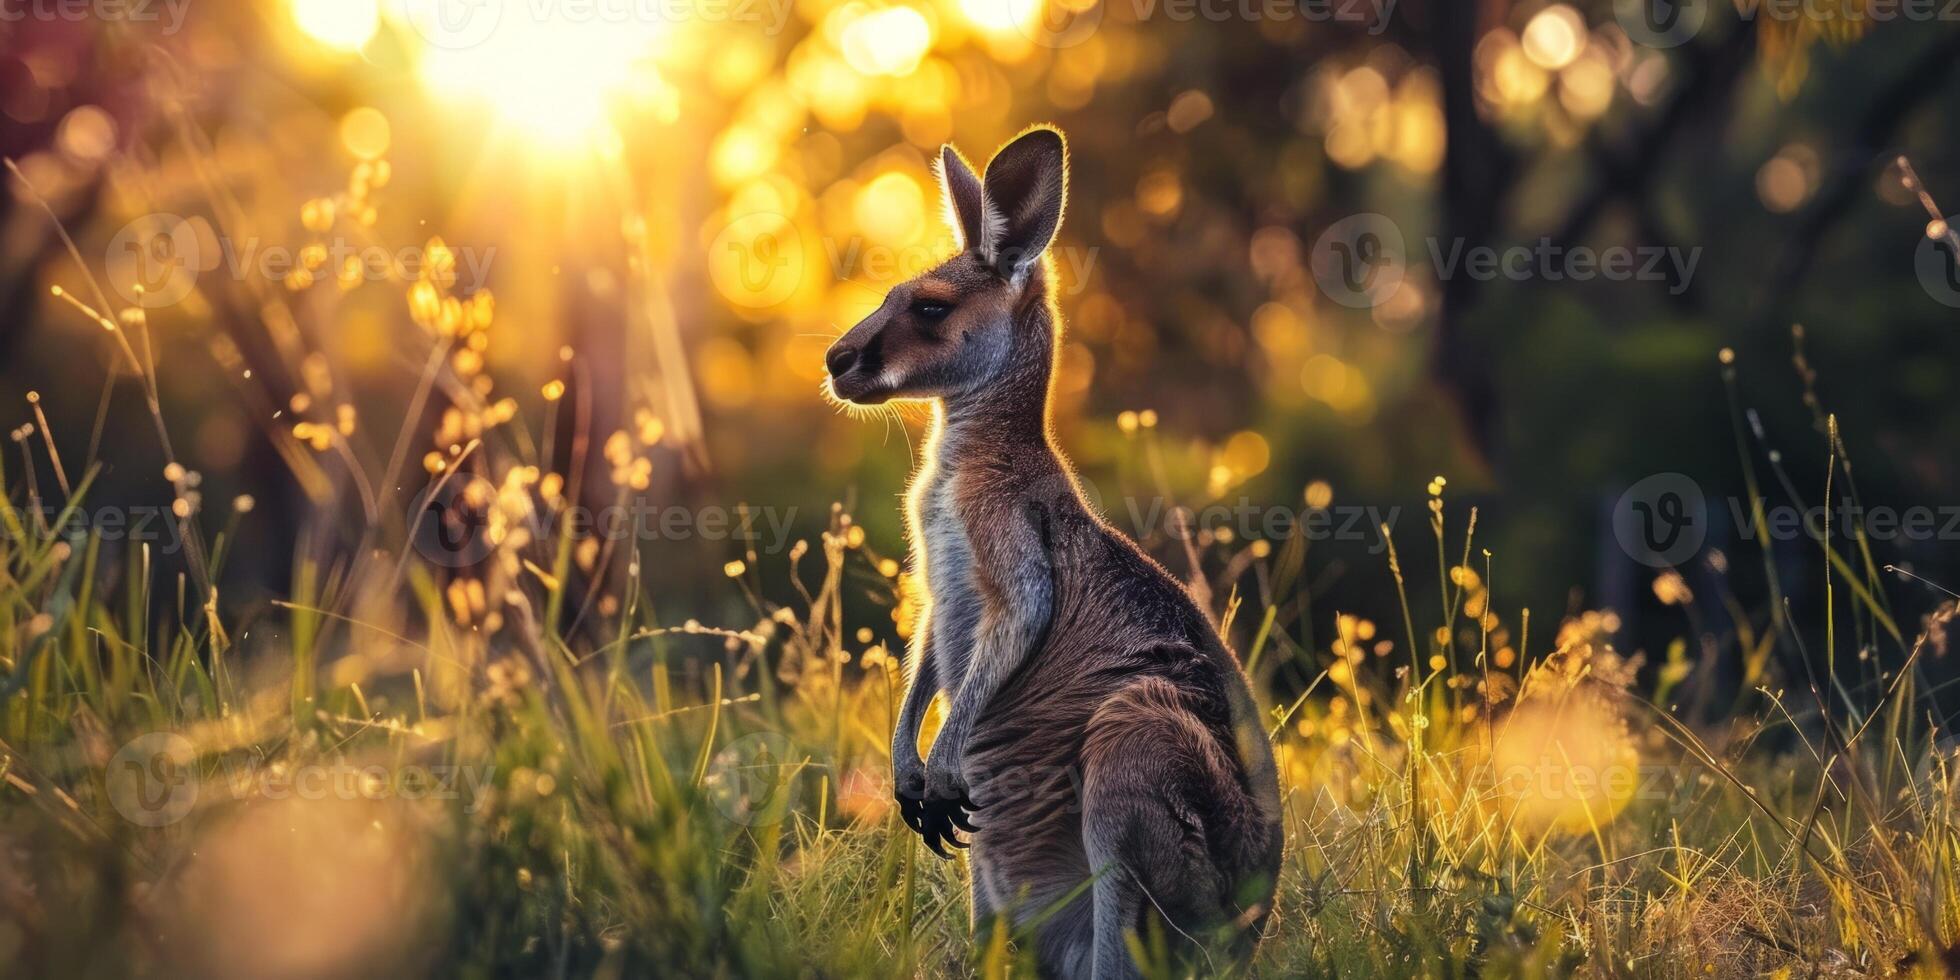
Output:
[
  {"left": 923, "top": 828, "right": 954, "bottom": 860},
  {"left": 910, "top": 795, "right": 974, "bottom": 860}
]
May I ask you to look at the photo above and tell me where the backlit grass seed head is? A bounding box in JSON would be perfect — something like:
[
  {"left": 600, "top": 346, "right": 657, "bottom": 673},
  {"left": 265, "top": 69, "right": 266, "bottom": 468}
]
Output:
[
  {"left": 484, "top": 657, "right": 534, "bottom": 709},
  {"left": 409, "top": 280, "right": 443, "bottom": 329},
  {"left": 1332, "top": 613, "right": 1376, "bottom": 661},
  {"left": 604, "top": 430, "right": 655, "bottom": 490},
  {"left": 1653, "top": 570, "right": 1694, "bottom": 605},
  {"left": 301, "top": 353, "right": 335, "bottom": 398},
  {"left": 292, "top": 420, "right": 335, "bottom": 452},
  {"left": 1554, "top": 608, "right": 1623, "bottom": 653},
  {"left": 486, "top": 469, "right": 540, "bottom": 553},
  {"left": 1304, "top": 479, "right": 1334, "bottom": 509},
  {"left": 435, "top": 408, "right": 480, "bottom": 447},
  {"left": 462, "top": 478, "right": 493, "bottom": 510},
  {"left": 635, "top": 410, "right": 666, "bottom": 446},
  {"left": 300, "top": 197, "right": 335, "bottom": 233},
  {"left": 426, "top": 238, "right": 457, "bottom": 288},
  {"left": 352, "top": 160, "right": 390, "bottom": 197}
]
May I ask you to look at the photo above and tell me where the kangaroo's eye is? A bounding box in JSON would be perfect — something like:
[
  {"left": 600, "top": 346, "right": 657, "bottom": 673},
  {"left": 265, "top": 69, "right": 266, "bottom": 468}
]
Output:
[{"left": 911, "top": 301, "right": 952, "bottom": 320}]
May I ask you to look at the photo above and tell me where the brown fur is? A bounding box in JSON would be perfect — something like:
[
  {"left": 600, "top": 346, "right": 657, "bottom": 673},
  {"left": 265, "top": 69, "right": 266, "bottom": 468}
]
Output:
[{"left": 826, "top": 127, "right": 1283, "bottom": 979}]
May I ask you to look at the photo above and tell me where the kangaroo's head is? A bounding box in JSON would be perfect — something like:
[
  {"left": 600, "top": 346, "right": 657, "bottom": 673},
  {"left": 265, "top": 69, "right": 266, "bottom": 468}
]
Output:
[{"left": 825, "top": 126, "right": 1068, "bottom": 407}]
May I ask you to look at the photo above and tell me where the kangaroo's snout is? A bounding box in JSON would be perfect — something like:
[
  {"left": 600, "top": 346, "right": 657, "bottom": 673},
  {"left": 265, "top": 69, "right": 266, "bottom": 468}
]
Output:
[
  {"left": 825, "top": 343, "right": 860, "bottom": 380},
  {"left": 824, "top": 316, "right": 890, "bottom": 405}
]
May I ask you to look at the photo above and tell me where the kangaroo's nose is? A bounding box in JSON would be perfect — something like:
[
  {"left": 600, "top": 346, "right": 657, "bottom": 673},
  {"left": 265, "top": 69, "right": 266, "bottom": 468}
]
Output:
[{"left": 826, "top": 345, "right": 860, "bottom": 379}]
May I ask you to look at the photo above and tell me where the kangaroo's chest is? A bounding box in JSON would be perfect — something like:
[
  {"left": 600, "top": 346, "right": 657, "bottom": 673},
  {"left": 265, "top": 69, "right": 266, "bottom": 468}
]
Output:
[{"left": 912, "top": 469, "right": 982, "bottom": 683}]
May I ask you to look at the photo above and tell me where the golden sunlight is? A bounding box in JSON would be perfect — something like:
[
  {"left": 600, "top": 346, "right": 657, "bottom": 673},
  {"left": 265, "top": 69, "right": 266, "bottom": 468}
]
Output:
[
  {"left": 959, "top": 0, "right": 1042, "bottom": 37},
  {"left": 838, "top": 5, "right": 934, "bottom": 77},
  {"left": 291, "top": 0, "right": 380, "bottom": 50},
  {"left": 408, "top": 0, "right": 668, "bottom": 147},
  {"left": 1520, "top": 4, "right": 1586, "bottom": 71}
]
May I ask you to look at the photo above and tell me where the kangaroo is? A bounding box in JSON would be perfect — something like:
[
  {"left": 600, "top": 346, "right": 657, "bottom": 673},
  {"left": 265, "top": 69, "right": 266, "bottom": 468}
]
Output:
[{"left": 824, "top": 126, "right": 1284, "bottom": 979}]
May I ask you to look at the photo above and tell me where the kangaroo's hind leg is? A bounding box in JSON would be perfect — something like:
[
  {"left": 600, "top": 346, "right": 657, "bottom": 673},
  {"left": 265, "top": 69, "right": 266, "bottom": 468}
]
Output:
[{"left": 1080, "top": 678, "right": 1238, "bottom": 980}]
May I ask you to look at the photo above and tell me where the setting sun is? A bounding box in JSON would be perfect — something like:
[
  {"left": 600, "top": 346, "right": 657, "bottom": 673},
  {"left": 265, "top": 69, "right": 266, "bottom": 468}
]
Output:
[
  {"left": 291, "top": 0, "right": 380, "bottom": 50},
  {"left": 408, "top": 0, "right": 669, "bottom": 146}
]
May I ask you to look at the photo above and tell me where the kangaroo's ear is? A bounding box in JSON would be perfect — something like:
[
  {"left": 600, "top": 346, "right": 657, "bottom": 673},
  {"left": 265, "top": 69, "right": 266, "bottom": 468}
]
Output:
[
  {"left": 980, "top": 126, "right": 1067, "bottom": 281},
  {"left": 937, "top": 144, "right": 989, "bottom": 252}
]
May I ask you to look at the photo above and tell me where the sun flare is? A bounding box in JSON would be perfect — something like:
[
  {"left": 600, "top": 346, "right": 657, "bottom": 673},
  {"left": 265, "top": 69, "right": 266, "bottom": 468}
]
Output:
[{"left": 403, "top": 0, "right": 668, "bottom": 148}]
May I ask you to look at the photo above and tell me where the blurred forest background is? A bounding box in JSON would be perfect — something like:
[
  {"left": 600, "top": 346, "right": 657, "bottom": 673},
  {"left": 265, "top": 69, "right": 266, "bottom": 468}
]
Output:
[{"left": 3, "top": 0, "right": 1959, "bottom": 696}]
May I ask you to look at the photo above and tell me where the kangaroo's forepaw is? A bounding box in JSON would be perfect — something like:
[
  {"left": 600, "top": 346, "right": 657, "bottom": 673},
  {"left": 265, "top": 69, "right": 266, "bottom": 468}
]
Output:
[
  {"left": 918, "top": 796, "right": 973, "bottom": 859},
  {"left": 894, "top": 764, "right": 979, "bottom": 859},
  {"left": 896, "top": 790, "right": 967, "bottom": 859}
]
